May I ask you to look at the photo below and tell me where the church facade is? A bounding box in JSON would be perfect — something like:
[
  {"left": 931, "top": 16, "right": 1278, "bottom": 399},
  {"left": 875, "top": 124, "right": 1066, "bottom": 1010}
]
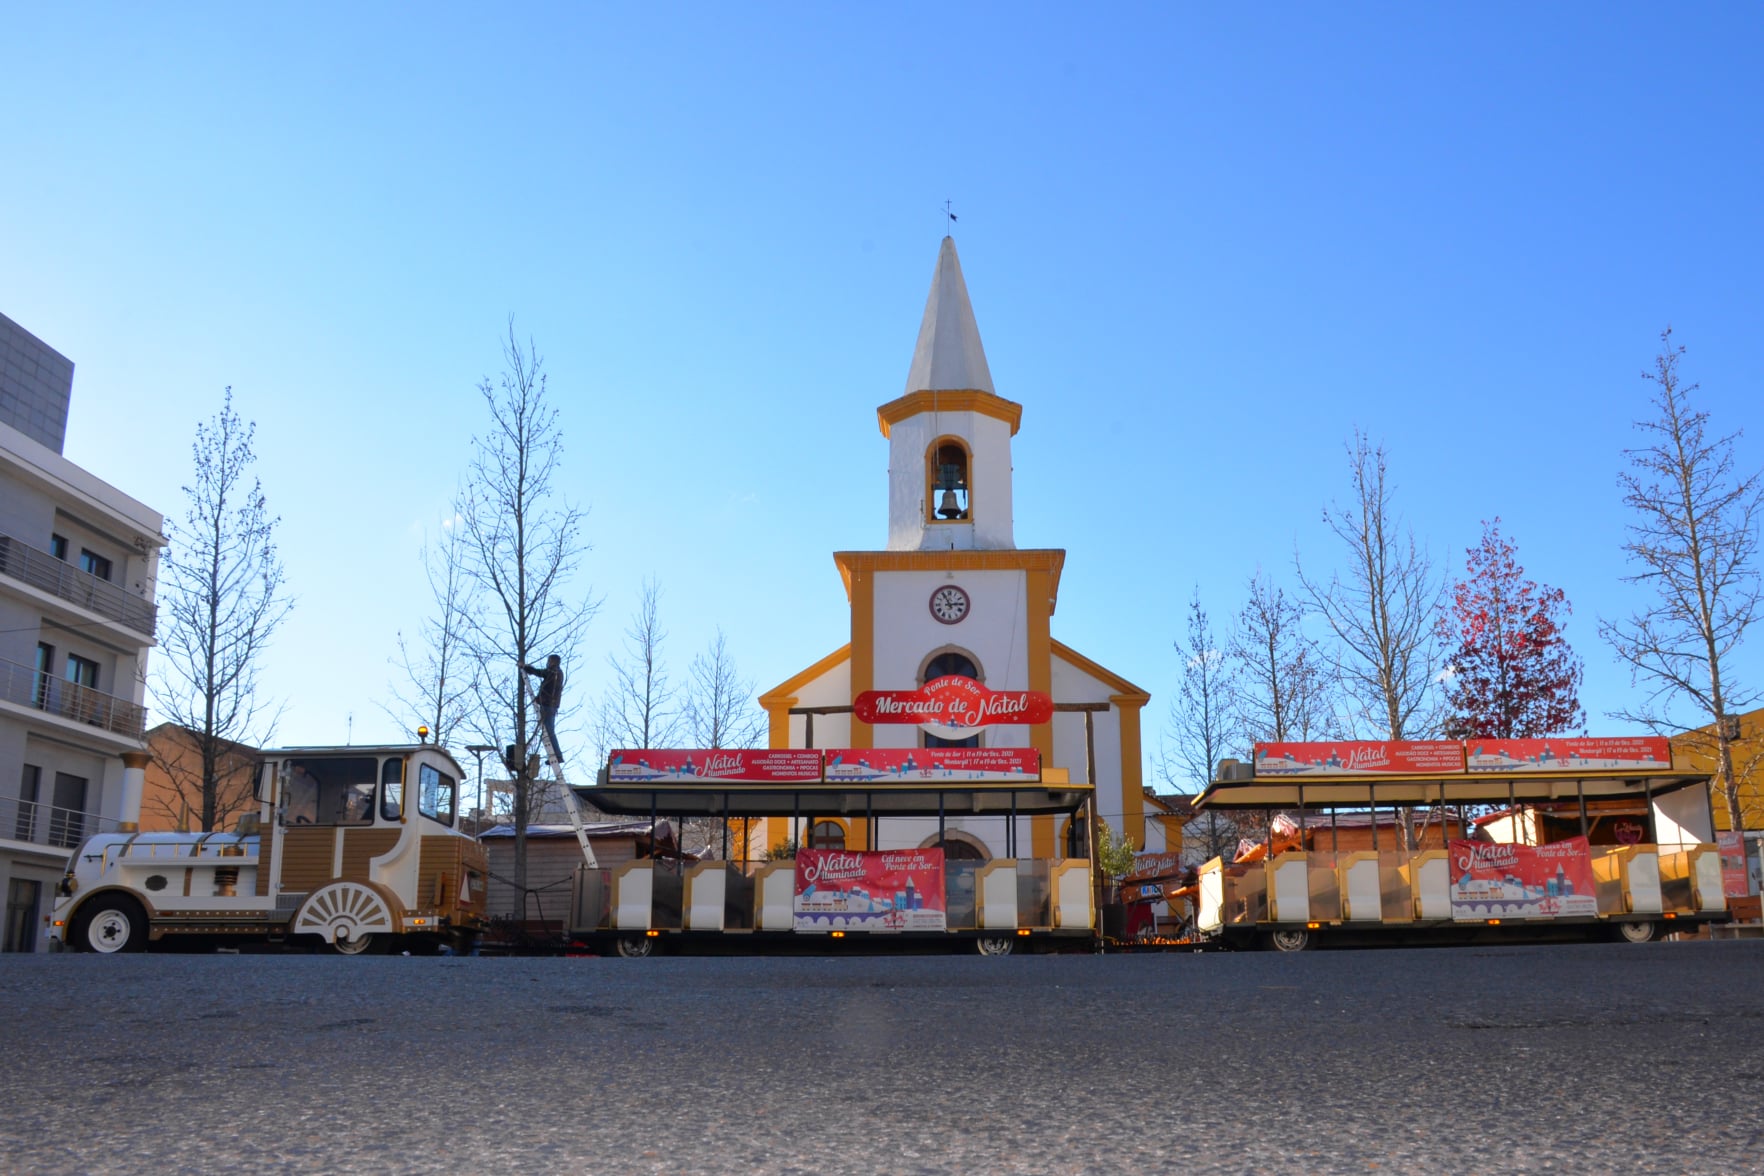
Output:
[{"left": 757, "top": 237, "right": 1153, "bottom": 863}]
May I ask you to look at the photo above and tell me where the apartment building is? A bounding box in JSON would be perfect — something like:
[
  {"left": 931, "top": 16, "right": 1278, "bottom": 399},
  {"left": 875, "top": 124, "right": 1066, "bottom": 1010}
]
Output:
[{"left": 0, "top": 312, "right": 165, "bottom": 952}]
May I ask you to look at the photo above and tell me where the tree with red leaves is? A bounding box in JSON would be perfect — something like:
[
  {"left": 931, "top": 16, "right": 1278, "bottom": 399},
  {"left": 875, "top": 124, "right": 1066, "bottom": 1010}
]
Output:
[{"left": 1439, "top": 519, "right": 1585, "bottom": 738}]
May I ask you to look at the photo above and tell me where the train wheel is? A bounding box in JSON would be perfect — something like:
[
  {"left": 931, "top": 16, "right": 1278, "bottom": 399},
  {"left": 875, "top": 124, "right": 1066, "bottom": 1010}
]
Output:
[
  {"left": 1615, "top": 920, "right": 1657, "bottom": 944},
  {"left": 1265, "top": 928, "right": 1312, "bottom": 953},
  {"left": 975, "top": 936, "right": 1015, "bottom": 956},
  {"left": 74, "top": 895, "right": 147, "bottom": 954},
  {"left": 614, "top": 935, "right": 656, "bottom": 958}
]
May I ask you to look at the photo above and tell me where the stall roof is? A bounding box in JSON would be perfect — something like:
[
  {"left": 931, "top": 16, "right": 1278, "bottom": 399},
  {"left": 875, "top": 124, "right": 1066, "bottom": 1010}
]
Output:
[
  {"left": 572, "top": 779, "right": 1094, "bottom": 819},
  {"left": 1193, "top": 766, "right": 1712, "bottom": 811}
]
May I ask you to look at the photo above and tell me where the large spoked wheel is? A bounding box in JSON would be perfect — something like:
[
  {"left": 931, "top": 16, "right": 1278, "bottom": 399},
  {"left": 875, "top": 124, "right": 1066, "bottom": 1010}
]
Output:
[
  {"left": 1265, "top": 928, "right": 1312, "bottom": 953},
  {"left": 294, "top": 882, "right": 396, "bottom": 956},
  {"left": 614, "top": 935, "right": 656, "bottom": 958},
  {"left": 1615, "top": 920, "right": 1657, "bottom": 944},
  {"left": 74, "top": 895, "right": 148, "bottom": 954},
  {"left": 975, "top": 936, "right": 1015, "bottom": 957}
]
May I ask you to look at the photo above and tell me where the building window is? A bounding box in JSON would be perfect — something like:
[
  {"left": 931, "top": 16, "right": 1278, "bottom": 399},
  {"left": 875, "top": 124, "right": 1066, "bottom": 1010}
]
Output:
[
  {"left": 33, "top": 644, "right": 54, "bottom": 709},
  {"left": 807, "top": 820, "right": 846, "bottom": 850},
  {"left": 16, "top": 764, "right": 40, "bottom": 842},
  {"left": 49, "top": 772, "right": 87, "bottom": 849},
  {"left": 66, "top": 654, "right": 99, "bottom": 690},
  {"left": 922, "top": 650, "right": 981, "bottom": 749},
  {"left": 79, "top": 549, "right": 112, "bottom": 581},
  {"left": 926, "top": 438, "right": 970, "bottom": 522},
  {"left": 5, "top": 879, "right": 42, "bottom": 953},
  {"left": 49, "top": 534, "right": 67, "bottom": 561}
]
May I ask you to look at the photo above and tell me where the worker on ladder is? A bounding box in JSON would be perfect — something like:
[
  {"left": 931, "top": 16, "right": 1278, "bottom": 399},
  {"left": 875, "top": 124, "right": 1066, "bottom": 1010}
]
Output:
[{"left": 523, "top": 654, "right": 565, "bottom": 765}]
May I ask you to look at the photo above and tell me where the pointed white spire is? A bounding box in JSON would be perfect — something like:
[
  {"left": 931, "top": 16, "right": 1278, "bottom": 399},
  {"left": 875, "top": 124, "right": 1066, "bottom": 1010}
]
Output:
[{"left": 903, "top": 236, "right": 995, "bottom": 396}]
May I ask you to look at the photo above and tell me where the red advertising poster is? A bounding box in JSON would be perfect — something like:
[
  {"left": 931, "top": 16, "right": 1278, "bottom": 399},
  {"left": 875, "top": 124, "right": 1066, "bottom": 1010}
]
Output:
[
  {"left": 794, "top": 848, "right": 947, "bottom": 932},
  {"left": 822, "top": 747, "right": 1040, "bottom": 783},
  {"left": 1718, "top": 831, "right": 1750, "bottom": 899},
  {"left": 1465, "top": 737, "right": 1673, "bottom": 773},
  {"left": 1448, "top": 837, "right": 1599, "bottom": 920},
  {"left": 606, "top": 748, "right": 823, "bottom": 783},
  {"left": 1254, "top": 741, "right": 1466, "bottom": 776},
  {"left": 853, "top": 676, "right": 1054, "bottom": 728}
]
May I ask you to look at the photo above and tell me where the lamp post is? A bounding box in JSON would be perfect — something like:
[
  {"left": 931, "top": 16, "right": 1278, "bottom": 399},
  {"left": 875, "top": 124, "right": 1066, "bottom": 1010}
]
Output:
[{"left": 466, "top": 744, "right": 496, "bottom": 830}]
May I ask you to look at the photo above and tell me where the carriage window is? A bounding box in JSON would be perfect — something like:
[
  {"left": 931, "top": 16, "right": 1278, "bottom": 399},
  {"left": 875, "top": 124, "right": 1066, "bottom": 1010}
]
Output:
[
  {"left": 418, "top": 764, "right": 455, "bottom": 826},
  {"left": 381, "top": 758, "right": 404, "bottom": 821},
  {"left": 283, "top": 757, "right": 377, "bottom": 827}
]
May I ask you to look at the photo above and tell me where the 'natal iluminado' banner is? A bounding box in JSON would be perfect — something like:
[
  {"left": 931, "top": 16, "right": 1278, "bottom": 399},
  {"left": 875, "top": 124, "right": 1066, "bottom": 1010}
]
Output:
[
  {"left": 822, "top": 747, "right": 1040, "bottom": 783},
  {"left": 1464, "top": 737, "right": 1673, "bottom": 772},
  {"left": 794, "top": 848, "right": 947, "bottom": 932},
  {"left": 1449, "top": 837, "right": 1598, "bottom": 920},
  {"left": 606, "top": 749, "right": 823, "bottom": 783},
  {"left": 1255, "top": 741, "right": 1466, "bottom": 776}
]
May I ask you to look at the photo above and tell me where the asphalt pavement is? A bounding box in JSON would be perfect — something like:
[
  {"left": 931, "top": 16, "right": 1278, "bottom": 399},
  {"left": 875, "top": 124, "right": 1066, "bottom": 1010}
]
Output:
[{"left": 3, "top": 940, "right": 1763, "bottom": 1175}]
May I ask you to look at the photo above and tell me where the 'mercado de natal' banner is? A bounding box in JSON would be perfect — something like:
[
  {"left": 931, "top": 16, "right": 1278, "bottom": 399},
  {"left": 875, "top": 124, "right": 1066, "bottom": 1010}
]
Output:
[
  {"left": 822, "top": 747, "right": 1040, "bottom": 783},
  {"left": 606, "top": 749, "right": 823, "bottom": 783},
  {"left": 1254, "top": 741, "right": 1466, "bottom": 776},
  {"left": 794, "top": 848, "right": 947, "bottom": 932},
  {"left": 1449, "top": 836, "right": 1599, "bottom": 921},
  {"left": 853, "top": 676, "right": 1054, "bottom": 728},
  {"left": 1465, "top": 737, "right": 1674, "bottom": 772}
]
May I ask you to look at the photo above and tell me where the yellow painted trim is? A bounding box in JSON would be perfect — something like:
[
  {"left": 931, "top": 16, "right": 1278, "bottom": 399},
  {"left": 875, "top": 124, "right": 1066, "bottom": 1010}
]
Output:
[
  {"left": 1028, "top": 565, "right": 1056, "bottom": 860},
  {"left": 759, "top": 644, "right": 852, "bottom": 711},
  {"left": 1050, "top": 639, "right": 1150, "bottom": 701},
  {"left": 877, "top": 390, "right": 1023, "bottom": 438},
  {"left": 850, "top": 569, "right": 874, "bottom": 750},
  {"left": 832, "top": 549, "right": 1065, "bottom": 610},
  {"left": 923, "top": 435, "right": 973, "bottom": 526},
  {"left": 1113, "top": 692, "right": 1147, "bottom": 846}
]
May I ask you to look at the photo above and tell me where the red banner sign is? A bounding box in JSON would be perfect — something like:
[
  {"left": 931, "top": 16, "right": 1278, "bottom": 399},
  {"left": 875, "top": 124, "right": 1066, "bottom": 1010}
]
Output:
[
  {"left": 822, "top": 747, "right": 1040, "bottom": 783},
  {"left": 1449, "top": 837, "right": 1599, "bottom": 920},
  {"left": 794, "top": 848, "right": 947, "bottom": 932},
  {"left": 1718, "top": 831, "right": 1750, "bottom": 899},
  {"left": 1465, "top": 737, "right": 1673, "bottom": 772},
  {"left": 1255, "top": 741, "right": 1466, "bottom": 775},
  {"left": 606, "top": 748, "right": 823, "bottom": 783},
  {"left": 853, "top": 676, "right": 1054, "bottom": 728}
]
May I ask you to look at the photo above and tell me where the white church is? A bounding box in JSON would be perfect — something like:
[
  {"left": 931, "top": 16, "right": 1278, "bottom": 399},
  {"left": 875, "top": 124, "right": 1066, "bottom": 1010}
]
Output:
[{"left": 757, "top": 237, "right": 1164, "bottom": 863}]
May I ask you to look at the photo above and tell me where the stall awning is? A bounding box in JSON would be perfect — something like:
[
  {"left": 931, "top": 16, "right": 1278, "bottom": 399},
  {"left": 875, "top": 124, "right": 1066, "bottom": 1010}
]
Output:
[{"left": 1193, "top": 768, "right": 1711, "bottom": 811}]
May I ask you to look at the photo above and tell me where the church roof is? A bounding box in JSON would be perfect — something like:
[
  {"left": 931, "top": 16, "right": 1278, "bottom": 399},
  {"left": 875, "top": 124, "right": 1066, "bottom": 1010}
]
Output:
[{"left": 903, "top": 236, "right": 995, "bottom": 396}]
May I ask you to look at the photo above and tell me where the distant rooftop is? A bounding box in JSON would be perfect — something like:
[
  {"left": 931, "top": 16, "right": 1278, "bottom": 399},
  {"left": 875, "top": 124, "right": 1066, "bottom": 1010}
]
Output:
[{"left": 0, "top": 311, "right": 74, "bottom": 454}]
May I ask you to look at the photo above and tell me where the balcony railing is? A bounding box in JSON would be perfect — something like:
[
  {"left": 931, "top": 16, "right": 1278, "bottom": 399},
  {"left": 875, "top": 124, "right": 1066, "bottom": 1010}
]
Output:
[
  {"left": 0, "top": 793, "right": 121, "bottom": 852},
  {"left": 0, "top": 533, "right": 156, "bottom": 637},
  {"left": 0, "top": 657, "right": 147, "bottom": 740}
]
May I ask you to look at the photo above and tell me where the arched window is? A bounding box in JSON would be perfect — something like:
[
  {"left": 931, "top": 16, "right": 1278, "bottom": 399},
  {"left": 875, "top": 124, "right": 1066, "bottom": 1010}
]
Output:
[
  {"left": 921, "top": 649, "right": 981, "bottom": 749},
  {"left": 926, "top": 438, "right": 970, "bottom": 522},
  {"left": 807, "top": 820, "right": 846, "bottom": 850}
]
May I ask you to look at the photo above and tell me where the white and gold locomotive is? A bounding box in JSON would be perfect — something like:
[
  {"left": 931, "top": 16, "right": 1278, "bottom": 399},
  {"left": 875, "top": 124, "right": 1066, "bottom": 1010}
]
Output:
[{"left": 49, "top": 743, "right": 487, "bottom": 955}]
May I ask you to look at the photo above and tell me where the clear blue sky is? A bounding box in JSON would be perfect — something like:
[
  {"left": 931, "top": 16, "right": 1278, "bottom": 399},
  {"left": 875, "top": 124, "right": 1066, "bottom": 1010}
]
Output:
[{"left": 5, "top": 5, "right": 1761, "bottom": 779}]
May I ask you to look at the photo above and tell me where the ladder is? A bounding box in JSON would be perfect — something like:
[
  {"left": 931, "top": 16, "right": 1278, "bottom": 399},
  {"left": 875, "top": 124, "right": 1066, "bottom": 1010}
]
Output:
[{"left": 521, "top": 670, "right": 598, "bottom": 868}]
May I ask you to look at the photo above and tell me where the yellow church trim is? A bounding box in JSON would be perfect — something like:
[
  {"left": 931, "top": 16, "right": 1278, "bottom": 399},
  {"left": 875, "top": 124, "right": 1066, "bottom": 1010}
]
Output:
[
  {"left": 832, "top": 549, "right": 1066, "bottom": 609},
  {"left": 850, "top": 569, "right": 874, "bottom": 750},
  {"left": 877, "top": 389, "right": 1023, "bottom": 438},
  {"left": 1112, "top": 692, "right": 1149, "bottom": 844},
  {"left": 1050, "top": 639, "right": 1151, "bottom": 701}
]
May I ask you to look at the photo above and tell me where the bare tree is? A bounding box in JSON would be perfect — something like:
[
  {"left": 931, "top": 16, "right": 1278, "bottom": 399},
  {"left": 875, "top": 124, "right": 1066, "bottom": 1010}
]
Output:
[
  {"left": 456, "top": 325, "right": 596, "bottom": 893},
  {"left": 383, "top": 515, "right": 479, "bottom": 748},
  {"left": 680, "top": 627, "right": 767, "bottom": 861},
  {"left": 1230, "top": 570, "right": 1335, "bottom": 746},
  {"left": 684, "top": 628, "right": 766, "bottom": 751},
  {"left": 593, "top": 578, "right": 681, "bottom": 763},
  {"left": 1297, "top": 431, "right": 1445, "bottom": 740},
  {"left": 152, "top": 389, "right": 292, "bottom": 832},
  {"left": 1158, "top": 589, "right": 1248, "bottom": 864},
  {"left": 1600, "top": 329, "right": 1762, "bottom": 831}
]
